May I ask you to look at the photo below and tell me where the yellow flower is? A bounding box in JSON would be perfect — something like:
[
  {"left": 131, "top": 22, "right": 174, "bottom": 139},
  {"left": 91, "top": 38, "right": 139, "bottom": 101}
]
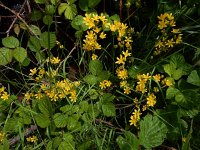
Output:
[
  {"left": 0, "top": 132, "right": 5, "bottom": 142},
  {"left": 172, "top": 28, "right": 180, "bottom": 34},
  {"left": 146, "top": 93, "right": 156, "bottom": 107},
  {"left": 115, "top": 55, "right": 126, "bottom": 65},
  {"left": 93, "top": 27, "right": 101, "bottom": 33},
  {"left": 122, "top": 50, "right": 131, "bottom": 59},
  {"left": 92, "top": 54, "right": 98, "bottom": 60},
  {"left": 1, "top": 91, "right": 9, "bottom": 100},
  {"left": 35, "top": 93, "right": 43, "bottom": 100},
  {"left": 29, "top": 68, "right": 37, "bottom": 76},
  {"left": 124, "top": 87, "right": 131, "bottom": 94},
  {"left": 116, "top": 67, "right": 128, "bottom": 80},
  {"left": 120, "top": 80, "right": 128, "bottom": 88},
  {"left": 99, "top": 32, "right": 106, "bottom": 39},
  {"left": 24, "top": 92, "right": 32, "bottom": 101},
  {"left": 50, "top": 57, "right": 61, "bottom": 64},
  {"left": 99, "top": 80, "right": 112, "bottom": 89},
  {"left": 26, "top": 135, "right": 38, "bottom": 143},
  {"left": 153, "top": 74, "right": 162, "bottom": 82},
  {"left": 166, "top": 38, "right": 175, "bottom": 48},
  {"left": 0, "top": 86, "right": 5, "bottom": 93},
  {"left": 129, "top": 109, "right": 142, "bottom": 126}
]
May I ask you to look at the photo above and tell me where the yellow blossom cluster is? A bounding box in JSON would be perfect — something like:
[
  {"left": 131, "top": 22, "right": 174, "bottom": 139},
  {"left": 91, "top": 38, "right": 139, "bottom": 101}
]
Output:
[
  {"left": 26, "top": 57, "right": 80, "bottom": 103},
  {"left": 155, "top": 13, "right": 183, "bottom": 55},
  {"left": 56, "top": 40, "right": 64, "bottom": 49},
  {"left": 26, "top": 135, "right": 38, "bottom": 143},
  {"left": 129, "top": 73, "right": 173, "bottom": 126},
  {"left": 0, "top": 86, "right": 9, "bottom": 101},
  {"left": 99, "top": 80, "right": 112, "bottom": 89},
  {"left": 0, "top": 132, "right": 5, "bottom": 142}
]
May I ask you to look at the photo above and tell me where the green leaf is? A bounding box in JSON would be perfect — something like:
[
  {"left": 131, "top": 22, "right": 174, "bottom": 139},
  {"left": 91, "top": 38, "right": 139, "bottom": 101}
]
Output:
[
  {"left": 172, "top": 68, "right": 183, "bottom": 80},
  {"left": 13, "top": 47, "right": 27, "bottom": 63},
  {"left": 67, "top": 0, "right": 77, "bottom": 4},
  {"left": 187, "top": 70, "right": 200, "bottom": 86},
  {"left": 89, "top": 60, "right": 103, "bottom": 75},
  {"left": 88, "top": 0, "right": 101, "bottom": 8},
  {"left": 40, "top": 32, "right": 56, "bottom": 49},
  {"left": 101, "top": 93, "right": 115, "bottom": 103},
  {"left": 84, "top": 74, "right": 98, "bottom": 85},
  {"left": 35, "top": 113, "right": 50, "bottom": 128},
  {"left": 58, "top": 3, "right": 68, "bottom": 15},
  {"left": 58, "top": 141, "right": 75, "bottom": 150},
  {"left": 38, "top": 98, "right": 53, "bottom": 117},
  {"left": 170, "top": 53, "right": 185, "bottom": 68},
  {"left": 53, "top": 113, "right": 68, "bottom": 128},
  {"left": 79, "top": 101, "right": 89, "bottom": 113},
  {"left": 116, "top": 131, "right": 140, "bottom": 150},
  {"left": 53, "top": 137, "right": 62, "bottom": 149},
  {"left": 64, "top": 4, "right": 77, "bottom": 20},
  {"left": 0, "top": 48, "right": 13, "bottom": 65},
  {"left": 128, "top": 65, "right": 142, "bottom": 79},
  {"left": 43, "top": 15, "right": 53, "bottom": 25},
  {"left": 139, "top": 114, "right": 167, "bottom": 149},
  {"left": 46, "top": 141, "right": 53, "bottom": 150},
  {"left": 30, "top": 25, "right": 41, "bottom": 35},
  {"left": 2, "top": 36, "right": 19, "bottom": 48},
  {"left": 163, "top": 63, "right": 175, "bottom": 77},
  {"left": 31, "top": 10, "right": 42, "bottom": 21},
  {"left": 102, "top": 103, "right": 116, "bottom": 117},
  {"left": 97, "top": 71, "right": 110, "bottom": 82},
  {"left": 79, "top": 0, "right": 88, "bottom": 11},
  {"left": 4, "top": 117, "right": 20, "bottom": 132},
  {"left": 34, "top": 0, "right": 45, "bottom": 4},
  {"left": 71, "top": 15, "right": 84, "bottom": 30},
  {"left": 182, "top": 120, "right": 193, "bottom": 150},
  {"left": 28, "top": 36, "right": 41, "bottom": 52},
  {"left": 45, "top": 5, "right": 55, "bottom": 15},
  {"left": 166, "top": 87, "right": 180, "bottom": 99},
  {"left": 67, "top": 116, "right": 78, "bottom": 130}
]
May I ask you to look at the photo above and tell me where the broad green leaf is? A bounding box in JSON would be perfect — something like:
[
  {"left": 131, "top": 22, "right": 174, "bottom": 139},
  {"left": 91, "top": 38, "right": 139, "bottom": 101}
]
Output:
[
  {"left": 166, "top": 87, "right": 180, "bottom": 99},
  {"left": 101, "top": 93, "right": 115, "bottom": 103},
  {"left": 88, "top": 0, "right": 101, "bottom": 8},
  {"left": 79, "top": 0, "right": 88, "bottom": 11},
  {"left": 116, "top": 131, "right": 140, "bottom": 150},
  {"left": 4, "top": 117, "right": 20, "bottom": 132},
  {"left": 34, "top": 0, "right": 45, "bottom": 4},
  {"left": 67, "top": 116, "right": 78, "bottom": 130},
  {"left": 46, "top": 141, "right": 53, "bottom": 150},
  {"left": 97, "top": 71, "right": 110, "bottom": 82},
  {"left": 28, "top": 36, "right": 41, "bottom": 52},
  {"left": 170, "top": 53, "right": 185, "bottom": 68},
  {"left": 2, "top": 36, "right": 19, "bottom": 48},
  {"left": 88, "top": 104, "right": 100, "bottom": 119},
  {"left": 13, "top": 47, "right": 27, "bottom": 63},
  {"left": 53, "top": 137, "right": 62, "bottom": 149},
  {"left": 0, "top": 48, "right": 13, "bottom": 65},
  {"left": 175, "top": 92, "right": 187, "bottom": 104},
  {"left": 110, "top": 14, "right": 120, "bottom": 21},
  {"left": 43, "top": 15, "right": 53, "bottom": 25},
  {"left": 139, "top": 114, "right": 167, "bottom": 149},
  {"left": 38, "top": 98, "right": 53, "bottom": 117},
  {"left": 102, "top": 103, "right": 116, "bottom": 117},
  {"left": 53, "top": 113, "right": 68, "bottom": 128},
  {"left": 163, "top": 63, "right": 175, "bottom": 77},
  {"left": 30, "top": 25, "right": 41, "bottom": 35},
  {"left": 45, "top": 5, "right": 55, "bottom": 15},
  {"left": 64, "top": 4, "right": 77, "bottom": 20},
  {"left": 67, "top": 0, "right": 77, "bottom": 4},
  {"left": 35, "top": 113, "right": 50, "bottom": 128},
  {"left": 79, "top": 101, "right": 89, "bottom": 113},
  {"left": 31, "top": 10, "right": 42, "bottom": 21},
  {"left": 71, "top": 15, "right": 84, "bottom": 30},
  {"left": 51, "top": 0, "right": 59, "bottom": 5},
  {"left": 187, "top": 70, "right": 200, "bottom": 86},
  {"left": 84, "top": 74, "right": 98, "bottom": 85},
  {"left": 78, "top": 141, "right": 92, "bottom": 150},
  {"left": 58, "top": 3, "right": 68, "bottom": 15},
  {"left": 172, "top": 68, "right": 183, "bottom": 80},
  {"left": 40, "top": 32, "right": 56, "bottom": 49},
  {"left": 128, "top": 65, "right": 143, "bottom": 79},
  {"left": 89, "top": 60, "right": 103, "bottom": 75},
  {"left": 60, "top": 104, "right": 73, "bottom": 113},
  {"left": 58, "top": 141, "right": 75, "bottom": 150}
]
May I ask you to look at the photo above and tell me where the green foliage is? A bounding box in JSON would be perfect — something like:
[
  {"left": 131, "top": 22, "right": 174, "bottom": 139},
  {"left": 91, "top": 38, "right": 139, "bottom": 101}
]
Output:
[
  {"left": 0, "top": 47, "right": 13, "bottom": 65},
  {"left": 2, "top": 36, "right": 19, "bottom": 48},
  {"left": 58, "top": 2, "right": 77, "bottom": 20},
  {"left": 139, "top": 114, "right": 168, "bottom": 149}
]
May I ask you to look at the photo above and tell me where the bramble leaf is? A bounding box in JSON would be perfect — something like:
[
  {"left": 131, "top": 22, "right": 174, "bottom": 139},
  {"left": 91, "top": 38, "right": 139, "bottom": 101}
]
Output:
[
  {"left": 0, "top": 48, "right": 13, "bottom": 65},
  {"left": 187, "top": 70, "right": 200, "bottom": 86},
  {"left": 13, "top": 47, "right": 27, "bottom": 63},
  {"left": 2, "top": 36, "right": 19, "bottom": 48}
]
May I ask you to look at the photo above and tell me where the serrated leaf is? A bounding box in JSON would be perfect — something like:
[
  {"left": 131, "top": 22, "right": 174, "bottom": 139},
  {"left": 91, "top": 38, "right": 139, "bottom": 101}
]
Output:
[
  {"left": 187, "top": 70, "right": 200, "bottom": 86},
  {"left": 58, "top": 3, "right": 68, "bottom": 15},
  {"left": 67, "top": 0, "right": 77, "bottom": 4},
  {"left": 79, "top": 101, "right": 89, "bottom": 113},
  {"left": 67, "top": 116, "right": 78, "bottom": 130},
  {"left": 53, "top": 113, "right": 68, "bottom": 128},
  {"left": 58, "top": 141, "right": 75, "bottom": 150},
  {"left": 64, "top": 4, "right": 77, "bottom": 20},
  {"left": 101, "top": 93, "right": 115, "bottom": 103},
  {"left": 166, "top": 87, "right": 180, "bottom": 99},
  {"left": 2, "top": 36, "right": 19, "bottom": 48},
  {"left": 172, "top": 68, "right": 183, "bottom": 80},
  {"left": 0, "top": 48, "right": 13, "bottom": 65},
  {"left": 38, "top": 98, "right": 52, "bottom": 117},
  {"left": 89, "top": 60, "right": 103, "bottom": 75},
  {"left": 40, "top": 32, "right": 56, "bottom": 49},
  {"left": 163, "top": 63, "right": 175, "bottom": 77},
  {"left": 116, "top": 131, "right": 140, "bottom": 150},
  {"left": 139, "top": 114, "right": 167, "bottom": 149},
  {"left": 31, "top": 10, "right": 42, "bottom": 21},
  {"left": 28, "top": 36, "right": 41, "bottom": 52},
  {"left": 97, "top": 71, "right": 110, "bottom": 82},
  {"left": 71, "top": 15, "right": 84, "bottom": 30},
  {"left": 102, "top": 103, "right": 116, "bottom": 117},
  {"left": 170, "top": 53, "right": 185, "bottom": 68},
  {"left": 35, "top": 113, "right": 50, "bottom": 128},
  {"left": 30, "top": 25, "right": 41, "bottom": 35},
  {"left": 84, "top": 74, "right": 98, "bottom": 85},
  {"left": 13, "top": 47, "right": 27, "bottom": 63},
  {"left": 88, "top": 0, "right": 101, "bottom": 8},
  {"left": 79, "top": 0, "right": 88, "bottom": 11},
  {"left": 45, "top": 5, "right": 55, "bottom": 15},
  {"left": 43, "top": 15, "right": 53, "bottom": 25}
]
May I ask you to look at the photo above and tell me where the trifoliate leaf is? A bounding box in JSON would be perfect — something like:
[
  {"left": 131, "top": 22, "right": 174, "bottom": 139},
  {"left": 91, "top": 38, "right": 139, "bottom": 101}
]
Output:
[
  {"left": 58, "top": 3, "right": 68, "bottom": 15},
  {"left": 139, "top": 114, "right": 167, "bottom": 149},
  {"left": 13, "top": 47, "right": 27, "bottom": 63},
  {"left": 2, "top": 36, "right": 19, "bottom": 48}
]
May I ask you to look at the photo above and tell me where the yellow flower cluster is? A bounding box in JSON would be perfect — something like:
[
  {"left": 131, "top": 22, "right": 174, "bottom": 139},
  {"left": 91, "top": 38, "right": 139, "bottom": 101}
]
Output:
[
  {"left": 0, "top": 132, "right": 5, "bottom": 142},
  {"left": 99, "top": 80, "right": 112, "bottom": 89},
  {"left": 26, "top": 135, "right": 38, "bottom": 143},
  {"left": 26, "top": 57, "right": 80, "bottom": 103},
  {"left": 129, "top": 73, "right": 173, "bottom": 126},
  {"left": 0, "top": 86, "right": 9, "bottom": 101},
  {"left": 155, "top": 13, "right": 183, "bottom": 55},
  {"left": 56, "top": 40, "right": 64, "bottom": 49}
]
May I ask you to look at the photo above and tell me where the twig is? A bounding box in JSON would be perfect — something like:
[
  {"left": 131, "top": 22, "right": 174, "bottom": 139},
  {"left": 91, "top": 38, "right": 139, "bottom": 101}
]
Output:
[
  {"left": 95, "top": 118, "right": 125, "bottom": 132},
  {"left": 0, "top": 1, "right": 38, "bottom": 37},
  {"left": 9, "top": 125, "right": 38, "bottom": 145}
]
